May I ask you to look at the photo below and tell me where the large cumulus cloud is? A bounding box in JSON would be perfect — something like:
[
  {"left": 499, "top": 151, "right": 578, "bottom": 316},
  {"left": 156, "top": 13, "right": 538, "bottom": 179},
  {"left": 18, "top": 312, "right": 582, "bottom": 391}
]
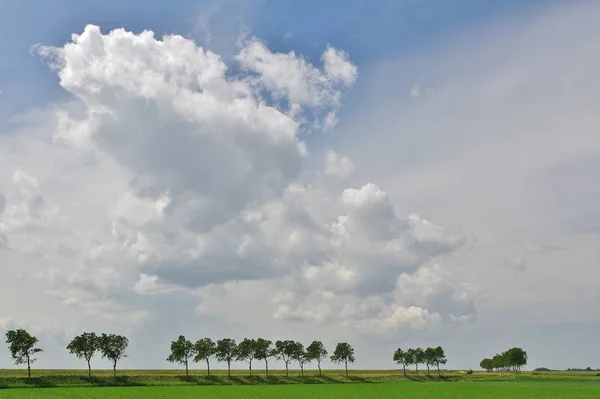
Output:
[{"left": 0, "top": 24, "right": 476, "bottom": 337}]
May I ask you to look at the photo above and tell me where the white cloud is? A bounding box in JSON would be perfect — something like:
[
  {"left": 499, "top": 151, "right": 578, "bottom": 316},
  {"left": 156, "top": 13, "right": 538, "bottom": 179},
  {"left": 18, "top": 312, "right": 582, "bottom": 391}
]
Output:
[
  {"left": 322, "top": 46, "right": 358, "bottom": 86},
  {"left": 1, "top": 23, "right": 474, "bottom": 368},
  {"left": 324, "top": 150, "right": 355, "bottom": 178}
]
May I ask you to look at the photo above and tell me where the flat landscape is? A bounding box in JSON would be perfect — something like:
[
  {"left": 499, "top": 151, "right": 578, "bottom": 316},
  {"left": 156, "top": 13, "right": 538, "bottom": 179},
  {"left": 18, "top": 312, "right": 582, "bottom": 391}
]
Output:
[{"left": 0, "top": 370, "right": 598, "bottom": 398}]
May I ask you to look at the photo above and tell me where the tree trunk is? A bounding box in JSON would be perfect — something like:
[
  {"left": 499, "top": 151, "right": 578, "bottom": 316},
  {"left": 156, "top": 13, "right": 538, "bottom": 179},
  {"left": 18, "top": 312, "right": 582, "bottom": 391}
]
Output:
[
  {"left": 415, "top": 364, "right": 419, "bottom": 375},
  {"left": 113, "top": 360, "right": 117, "bottom": 378},
  {"left": 265, "top": 359, "right": 269, "bottom": 377},
  {"left": 345, "top": 360, "right": 348, "bottom": 377},
  {"left": 403, "top": 364, "right": 406, "bottom": 376},
  {"left": 206, "top": 359, "right": 210, "bottom": 377},
  {"left": 285, "top": 362, "right": 289, "bottom": 377},
  {"left": 318, "top": 360, "right": 322, "bottom": 376},
  {"left": 185, "top": 359, "right": 189, "bottom": 377},
  {"left": 437, "top": 363, "right": 440, "bottom": 376},
  {"left": 249, "top": 360, "right": 252, "bottom": 376},
  {"left": 87, "top": 359, "right": 92, "bottom": 377},
  {"left": 27, "top": 355, "right": 31, "bottom": 379},
  {"left": 427, "top": 364, "right": 430, "bottom": 375},
  {"left": 300, "top": 364, "right": 304, "bottom": 376},
  {"left": 227, "top": 361, "right": 231, "bottom": 377}
]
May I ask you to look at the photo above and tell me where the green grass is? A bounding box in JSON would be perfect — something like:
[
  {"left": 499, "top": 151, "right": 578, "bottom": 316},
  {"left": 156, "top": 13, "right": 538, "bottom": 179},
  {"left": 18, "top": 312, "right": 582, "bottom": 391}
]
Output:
[
  {"left": 0, "top": 369, "right": 599, "bottom": 398},
  {"left": 0, "top": 380, "right": 599, "bottom": 398}
]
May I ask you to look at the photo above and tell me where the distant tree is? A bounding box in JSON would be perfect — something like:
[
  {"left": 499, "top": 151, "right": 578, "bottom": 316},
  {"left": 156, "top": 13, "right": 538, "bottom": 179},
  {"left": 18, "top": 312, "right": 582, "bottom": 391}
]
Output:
[
  {"left": 166, "top": 335, "right": 196, "bottom": 377},
  {"left": 98, "top": 333, "right": 129, "bottom": 378},
  {"left": 330, "top": 342, "right": 355, "bottom": 377},
  {"left": 480, "top": 358, "right": 493, "bottom": 372},
  {"left": 274, "top": 340, "right": 297, "bottom": 377},
  {"left": 405, "top": 348, "right": 416, "bottom": 374},
  {"left": 306, "top": 341, "right": 328, "bottom": 376},
  {"left": 5, "top": 329, "right": 43, "bottom": 378},
  {"left": 254, "top": 338, "right": 273, "bottom": 377},
  {"left": 506, "top": 347, "right": 527, "bottom": 372},
  {"left": 424, "top": 347, "right": 436, "bottom": 375},
  {"left": 291, "top": 342, "right": 307, "bottom": 376},
  {"left": 215, "top": 338, "right": 237, "bottom": 377},
  {"left": 433, "top": 346, "right": 447, "bottom": 375},
  {"left": 194, "top": 338, "right": 216, "bottom": 376},
  {"left": 236, "top": 338, "right": 258, "bottom": 376},
  {"left": 414, "top": 348, "right": 425, "bottom": 375},
  {"left": 393, "top": 348, "right": 409, "bottom": 376},
  {"left": 67, "top": 332, "right": 99, "bottom": 377}
]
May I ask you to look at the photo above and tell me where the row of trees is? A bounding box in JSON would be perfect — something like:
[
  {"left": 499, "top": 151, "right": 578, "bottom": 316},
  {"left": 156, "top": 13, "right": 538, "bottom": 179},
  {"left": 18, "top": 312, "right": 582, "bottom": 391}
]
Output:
[
  {"left": 5, "top": 329, "right": 128, "bottom": 378},
  {"left": 167, "top": 336, "right": 355, "bottom": 377},
  {"left": 479, "top": 347, "right": 527, "bottom": 372},
  {"left": 393, "top": 346, "right": 447, "bottom": 375}
]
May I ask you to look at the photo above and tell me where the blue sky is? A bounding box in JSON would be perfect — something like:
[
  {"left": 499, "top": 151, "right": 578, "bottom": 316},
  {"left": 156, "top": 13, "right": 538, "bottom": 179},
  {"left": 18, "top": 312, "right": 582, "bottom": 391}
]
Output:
[
  {"left": 1, "top": 0, "right": 548, "bottom": 123},
  {"left": 1, "top": 0, "right": 600, "bottom": 371}
]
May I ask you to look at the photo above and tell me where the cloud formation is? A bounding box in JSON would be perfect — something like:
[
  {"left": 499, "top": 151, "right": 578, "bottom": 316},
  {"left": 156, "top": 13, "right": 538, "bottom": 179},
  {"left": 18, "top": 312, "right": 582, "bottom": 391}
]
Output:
[{"left": 0, "top": 24, "right": 474, "bottom": 346}]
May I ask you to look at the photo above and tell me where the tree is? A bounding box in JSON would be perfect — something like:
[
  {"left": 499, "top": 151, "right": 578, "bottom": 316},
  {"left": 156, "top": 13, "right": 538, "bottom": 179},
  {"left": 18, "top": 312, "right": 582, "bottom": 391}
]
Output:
[
  {"left": 215, "top": 338, "right": 237, "bottom": 377},
  {"left": 424, "top": 347, "right": 436, "bottom": 375},
  {"left": 506, "top": 347, "right": 527, "bottom": 372},
  {"left": 291, "top": 342, "right": 307, "bottom": 376},
  {"left": 480, "top": 358, "right": 493, "bottom": 372},
  {"left": 194, "top": 338, "right": 216, "bottom": 376},
  {"left": 433, "top": 346, "right": 447, "bottom": 375},
  {"left": 393, "top": 348, "right": 408, "bottom": 376},
  {"left": 413, "top": 348, "right": 425, "bottom": 374},
  {"left": 404, "top": 348, "right": 415, "bottom": 373},
  {"left": 274, "top": 340, "right": 297, "bottom": 377},
  {"left": 166, "top": 335, "right": 196, "bottom": 377},
  {"left": 236, "top": 338, "right": 258, "bottom": 376},
  {"left": 67, "top": 332, "right": 99, "bottom": 377},
  {"left": 5, "top": 329, "right": 43, "bottom": 378},
  {"left": 306, "top": 341, "right": 328, "bottom": 376},
  {"left": 98, "top": 333, "right": 129, "bottom": 378},
  {"left": 254, "top": 338, "right": 273, "bottom": 377},
  {"left": 330, "top": 342, "right": 355, "bottom": 377}
]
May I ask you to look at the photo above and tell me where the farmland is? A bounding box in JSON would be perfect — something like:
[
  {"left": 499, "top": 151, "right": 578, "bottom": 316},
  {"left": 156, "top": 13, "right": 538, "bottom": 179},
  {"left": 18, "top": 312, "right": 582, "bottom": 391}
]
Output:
[{"left": 0, "top": 370, "right": 599, "bottom": 398}]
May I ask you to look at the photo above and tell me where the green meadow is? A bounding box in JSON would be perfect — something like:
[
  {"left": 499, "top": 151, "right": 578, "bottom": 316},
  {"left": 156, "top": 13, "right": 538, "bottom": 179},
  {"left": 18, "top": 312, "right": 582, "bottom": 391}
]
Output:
[{"left": 0, "top": 370, "right": 598, "bottom": 398}]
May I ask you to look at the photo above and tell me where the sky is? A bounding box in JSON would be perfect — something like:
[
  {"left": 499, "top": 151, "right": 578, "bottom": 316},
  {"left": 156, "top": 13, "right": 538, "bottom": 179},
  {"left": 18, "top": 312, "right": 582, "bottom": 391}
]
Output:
[{"left": 1, "top": 0, "right": 599, "bottom": 372}]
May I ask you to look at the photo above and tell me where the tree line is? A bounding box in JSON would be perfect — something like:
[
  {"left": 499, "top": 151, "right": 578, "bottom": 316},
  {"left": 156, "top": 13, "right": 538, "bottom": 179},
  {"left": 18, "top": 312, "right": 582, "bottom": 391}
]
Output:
[
  {"left": 479, "top": 347, "right": 527, "bottom": 372},
  {"left": 166, "top": 336, "right": 355, "bottom": 377},
  {"left": 3, "top": 329, "right": 354, "bottom": 378},
  {"left": 5, "top": 329, "right": 128, "bottom": 378},
  {"left": 393, "top": 346, "right": 447, "bottom": 376}
]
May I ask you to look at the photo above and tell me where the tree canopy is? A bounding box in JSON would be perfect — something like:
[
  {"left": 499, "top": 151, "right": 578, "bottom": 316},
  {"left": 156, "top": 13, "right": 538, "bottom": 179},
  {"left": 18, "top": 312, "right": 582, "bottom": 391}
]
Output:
[
  {"left": 166, "top": 335, "right": 195, "bottom": 377},
  {"left": 98, "top": 333, "right": 129, "bottom": 378},
  {"left": 5, "top": 329, "right": 43, "bottom": 378},
  {"left": 67, "top": 332, "right": 99, "bottom": 377},
  {"left": 330, "top": 342, "right": 355, "bottom": 376}
]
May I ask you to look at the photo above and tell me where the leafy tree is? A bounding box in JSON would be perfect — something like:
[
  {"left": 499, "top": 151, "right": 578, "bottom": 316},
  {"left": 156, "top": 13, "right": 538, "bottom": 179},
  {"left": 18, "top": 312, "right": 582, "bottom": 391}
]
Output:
[
  {"left": 433, "top": 346, "right": 447, "bottom": 375},
  {"left": 330, "top": 342, "right": 355, "bottom": 377},
  {"left": 67, "top": 332, "right": 99, "bottom": 377},
  {"left": 254, "top": 338, "right": 273, "bottom": 377},
  {"left": 98, "top": 333, "right": 129, "bottom": 378},
  {"left": 306, "top": 341, "right": 328, "bottom": 376},
  {"left": 5, "top": 329, "right": 43, "bottom": 378},
  {"left": 194, "top": 338, "right": 216, "bottom": 376},
  {"left": 506, "top": 347, "right": 527, "bottom": 372},
  {"left": 274, "top": 340, "right": 297, "bottom": 377},
  {"left": 291, "top": 342, "right": 307, "bottom": 376},
  {"left": 405, "top": 348, "right": 416, "bottom": 374},
  {"left": 393, "top": 348, "right": 409, "bottom": 376},
  {"left": 236, "top": 338, "right": 258, "bottom": 376},
  {"left": 166, "top": 335, "right": 196, "bottom": 377},
  {"left": 480, "top": 358, "right": 493, "bottom": 372},
  {"left": 215, "top": 338, "right": 237, "bottom": 377},
  {"left": 424, "top": 347, "right": 436, "bottom": 375},
  {"left": 413, "top": 348, "right": 425, "bottom": 374}
]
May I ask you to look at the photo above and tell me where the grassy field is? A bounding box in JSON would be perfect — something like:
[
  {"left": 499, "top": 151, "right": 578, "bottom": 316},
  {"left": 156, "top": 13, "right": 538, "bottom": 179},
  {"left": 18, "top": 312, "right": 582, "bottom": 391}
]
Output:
[
  {"left": 0, "top": 380, "right": 599, "bottom": 398},
  {"left": 0, "top": 370, "right": 598, "bottom": 397}
]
